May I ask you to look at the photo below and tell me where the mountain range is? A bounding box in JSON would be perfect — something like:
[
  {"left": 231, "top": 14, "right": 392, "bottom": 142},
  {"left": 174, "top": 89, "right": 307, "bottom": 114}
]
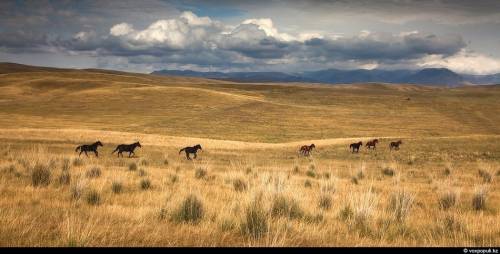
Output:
[{"left": 151, "top": 68, "right": 500, "bottom": 86}]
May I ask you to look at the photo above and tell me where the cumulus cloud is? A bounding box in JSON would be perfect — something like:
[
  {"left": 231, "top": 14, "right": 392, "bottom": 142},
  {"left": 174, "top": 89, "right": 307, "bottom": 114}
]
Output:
[
  {"left": 418, "top": 50, "right": 500, "bottom": 75},
  {"left": 110, "top": 23, "right": 135, "bottom": 36},
  {"left": 1, "top": 5, "right": 495, "bottom": 74}
]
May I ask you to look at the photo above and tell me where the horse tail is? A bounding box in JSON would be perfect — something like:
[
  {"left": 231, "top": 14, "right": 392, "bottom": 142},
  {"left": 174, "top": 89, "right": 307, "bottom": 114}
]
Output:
[
  {"left": 111, "top": 147, "right": 119, "bottom": 154},
  {"left": 75, "top": 146, "right": 81, "bottom": 152},
  {"left": 179, "top": 148, "right": 186, "bottom": 154}
]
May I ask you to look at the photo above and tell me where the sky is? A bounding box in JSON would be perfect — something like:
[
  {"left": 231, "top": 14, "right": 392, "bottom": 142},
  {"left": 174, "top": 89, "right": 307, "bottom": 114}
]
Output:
[{"left": 1, "top": 0, "right": 500, "bottom": 74}]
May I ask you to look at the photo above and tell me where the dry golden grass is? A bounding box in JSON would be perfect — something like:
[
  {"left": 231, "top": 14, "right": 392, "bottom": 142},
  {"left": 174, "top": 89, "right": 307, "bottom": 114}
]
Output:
[{"left": 0, "top": 64, "right": 499, "bottom": 246}]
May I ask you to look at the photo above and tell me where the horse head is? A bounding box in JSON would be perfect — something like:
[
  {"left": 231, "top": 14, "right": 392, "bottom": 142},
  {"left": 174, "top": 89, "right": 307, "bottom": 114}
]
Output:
[
  {"left": 136, "top": 142, "right": 142, "bottom": 148},
  {"left": 310, "top": 144, "right": 316, "bottom": 149},
  {"left": 96, "top": 141, "right": 103, "bottom": 146},
  {"left": 196, "top": 144, "right": 202, "bottom": 150}
]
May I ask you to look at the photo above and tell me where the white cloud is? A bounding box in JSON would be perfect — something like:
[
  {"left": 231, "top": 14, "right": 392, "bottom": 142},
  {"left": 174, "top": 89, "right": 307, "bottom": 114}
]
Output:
[
  {"left": 418, "top": 49, "right": 500, "bottom": 74},
  {"left": 110, "top": 23, "right": 135, "bottom": 36},
  {"left": 241, "top": 18, "right": 296, "bottom": 41},
  {"left": 180, "top": 11, "right": 213, "bottom": 26}
]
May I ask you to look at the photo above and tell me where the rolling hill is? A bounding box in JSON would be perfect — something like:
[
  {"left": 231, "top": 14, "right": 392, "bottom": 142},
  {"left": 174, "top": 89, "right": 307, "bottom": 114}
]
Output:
[
  {"left": 152, "top": 67, "right": 500, "bottom": 86},
  {"left": 1, "top": 62, "right": 500, "bottom": 143}
]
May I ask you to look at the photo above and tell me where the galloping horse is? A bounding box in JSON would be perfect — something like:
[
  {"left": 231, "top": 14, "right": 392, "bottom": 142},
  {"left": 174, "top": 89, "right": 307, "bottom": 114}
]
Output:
[
  {"left": 75, "top": 141, "right": 103, "bottom": 157},
  {"left": 349, "top": 141, "right": 363, "bottom": 153},
  {"left": 179, "top": 144, "right": 203, "bottom": 160},
  {"left": 366, "top": 139, "right": 379, "bottom": 150},
  {"left": 389, "top": 140, "right": 403, "bottom": 151},
  {"left": 299, "top": 144, "right": 315, "bottom": 156},
  {"left": 112, "top": 142, "right": 142, "bottom": 157}
]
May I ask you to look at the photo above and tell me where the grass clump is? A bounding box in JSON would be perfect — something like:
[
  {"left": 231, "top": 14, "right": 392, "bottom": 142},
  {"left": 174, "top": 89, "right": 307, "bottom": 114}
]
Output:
[
  {"left": 472, "top": 187, "right": 487, "bottom": 211},
  {"left": 319, "top": 195, "right": 333, "bottom": 210},
  {"left": 438, "top": 190, "right": 457, "bottom": 210},
  {"left": 304, "top": 179, "right": 312, "bottom": 188},
  {"left": 195, "top": 167, "right": 207, "bottom": 179},
  {"left": 86, "top": 189, "right": 101, "bottom": 206},
  {"left": 85, "top": 167, "right": 101, "bottom": 178},
  {"left": 388, "top": 189, "right": 415, "bottom": 223},
  {"left": 72, "top": 157, "right": 84, "bottom": 167},
  {"left": 128, "top": 162, "right": 137, "bottom": 171},
  {"left": 233, "top": 178, "right": 248, "bottom": 192},
  {"left": 31, "top": 163, "right": 51, "bottom": 187},
  {"left": 58, "top": 171, "right": 71, "bottom": 185},
  {"left": 140, "top": 178, "right": 151, "bottom": 190},
  {"left": 478, "top": 169, "right": 492, "bottom": 183},
  {"left": 382, "top": 167, "right": 395, "bottom": 176},
  {"left": 111, "top": 181, "right": 123, "bottom": 194},
  {"left": 270, "top": 194, "right": 304, "bottom": 220},
  {"left": 241, "top": 200, "right": 268, "bottom": 239},
  {"left": 306, "top": 169, "right": 317, "bottom": 178},
  {"left": 172, "top": 194, "right": 204, "bottom": 223}
]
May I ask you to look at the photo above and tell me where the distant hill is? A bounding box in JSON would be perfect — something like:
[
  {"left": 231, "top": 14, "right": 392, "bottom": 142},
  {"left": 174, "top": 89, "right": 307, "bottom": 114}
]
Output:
[
  {"left": 152, "top": 67, "right": 500, "bottom": 86},
  {"left": 151, "top": 70, "right": 311, "bottom": 83}
]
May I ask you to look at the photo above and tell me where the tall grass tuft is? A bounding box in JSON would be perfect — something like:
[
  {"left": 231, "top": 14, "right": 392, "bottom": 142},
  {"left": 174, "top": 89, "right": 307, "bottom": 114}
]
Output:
[
  {"left": 233, "top": 178, "right": 248, "bottom": 192},
  {"left": 31, "top": 163, "right": 52, "bottom": 187},
  {"left": 388, "top": 189, "right": 415, "bottom": 223},
  {"left": 112, "top": 181, "right": 123, "bottom": 194},
  {"left": 86, "top": 189, "right": 101, "bottom": 206},
  {"left": 140, "top": 178, "right": 151, "bottom": 190},
  {"left": 241, "top": 200, "right": 268, "bottom": 239},
  {"left": 128, "top": 162, "right": 137, "bottom": 171},
  {"left": 438, "top": 190, "right": 458, "bottom": 210},
  {"left": 270, "top": 194, "right": 304, "bottom": 220},
  {"left": 478, "top": 169, "right": 492, "bottom": 183},
  {"left": 172, "top": 194, "right": 204, "bottom": 223},
  {"left": 472, "top": 186, "right": 487, "bottom": 211},
  {"left": 86, "top": 167, "right": 101, "bottom": 178},
  {"left": 58, "top": 171, "right": 71, "bottom": 185}
]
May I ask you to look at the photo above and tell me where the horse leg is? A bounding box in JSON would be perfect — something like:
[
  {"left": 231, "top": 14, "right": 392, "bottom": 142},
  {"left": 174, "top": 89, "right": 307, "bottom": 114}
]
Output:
[
  {"left": 94, "top": 150, "right": 98, "bottom": 157},
  {"left": 79, "top": 150, "right": 83, "bottom": 157},
  {"left": 84, "top": 151, "right": 89, "bottom": 157},
  {"left": 194, "top": 153, "right": 197, "bottom": 159}
]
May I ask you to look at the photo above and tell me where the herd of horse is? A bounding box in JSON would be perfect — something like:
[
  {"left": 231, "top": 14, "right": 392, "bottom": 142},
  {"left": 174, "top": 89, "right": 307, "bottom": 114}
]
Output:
[
  {"left": 299, "top": 139, "right": 403, "bottom": 156},
  {"left": 75, "top": 141, "right": 203, "bottom": 160},
  {"left": 75, "top": 138, "right": 402, "bottom": 160}
]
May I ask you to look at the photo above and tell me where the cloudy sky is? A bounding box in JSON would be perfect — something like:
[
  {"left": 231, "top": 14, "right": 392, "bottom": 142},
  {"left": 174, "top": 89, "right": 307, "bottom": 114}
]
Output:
[{"left": 1, "top": 0, "right": 500, "bottom": 74}]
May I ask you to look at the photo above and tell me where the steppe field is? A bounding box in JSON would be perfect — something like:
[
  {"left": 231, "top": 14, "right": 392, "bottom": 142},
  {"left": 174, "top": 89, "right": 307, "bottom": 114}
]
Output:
[{"left": 0, "top": 63, "right": 499, "bottom": 246}]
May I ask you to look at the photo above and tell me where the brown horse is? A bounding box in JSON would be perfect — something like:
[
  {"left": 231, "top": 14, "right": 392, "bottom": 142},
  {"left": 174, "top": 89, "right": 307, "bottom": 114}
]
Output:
[
  {"left": 389, "top": 140, "right": 403, "bottom": 150},
  {"left": 350, "top": 141, "right": 362, "bottom": 153},
  {"left": 366, "top": 139, "right": 379, "bottom": 150},
  {"left": 299, "top": 144, "right": 315, "bottom": 156}
]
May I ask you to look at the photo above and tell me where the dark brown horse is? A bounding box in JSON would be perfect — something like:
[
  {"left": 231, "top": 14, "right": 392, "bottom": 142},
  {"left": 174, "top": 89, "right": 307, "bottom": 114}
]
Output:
[
  {"left": 299, "top": 144, "right": 315, "bottom": 156},
  {"left": 389, "top": 140, "right": 403, "bottom": 150},
  {"left": 112, "top": 142, "right": 142, "bottom": 157},
  {"left": 350, "top": 141, "right": 363, "bottom": 153},
  {"left": 75, "top": 141, "right": 103, "bottom": 157},
  {"left": 179, "top": 144, "right": 202, "bottom": 160},
  {"left": 366, "top": 139, "right": 379, "bottom": 150}
]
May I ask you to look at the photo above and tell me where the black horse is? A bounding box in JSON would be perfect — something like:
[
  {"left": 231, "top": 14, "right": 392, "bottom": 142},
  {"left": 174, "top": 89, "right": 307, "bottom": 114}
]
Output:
[
  {"left": 179, "top": 144, "right": 202, "bottom": 160},
  {"left": 112, "top": 142, "right": 142, "bottom": 157},
  {"left": 75, "top": 141, "right": 103, "bottom": 157},
  {"left": 350, "top": 141, "right": 363, "bottom": 153},
  {"left": 389, "top": 140, "right": 403, "bottom": 151}
]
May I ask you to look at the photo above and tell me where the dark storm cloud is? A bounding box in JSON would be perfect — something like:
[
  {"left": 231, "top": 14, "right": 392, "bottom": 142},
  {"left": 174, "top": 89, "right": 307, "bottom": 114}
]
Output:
[{"left": 301, "top": 32, "right": 466, "bottom": 61}]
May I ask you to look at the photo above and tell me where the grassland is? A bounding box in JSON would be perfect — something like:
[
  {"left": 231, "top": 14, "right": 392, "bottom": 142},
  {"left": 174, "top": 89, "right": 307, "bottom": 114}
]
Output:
[{"left": 0, "top": 63, "right": 498, "bottom": 246}]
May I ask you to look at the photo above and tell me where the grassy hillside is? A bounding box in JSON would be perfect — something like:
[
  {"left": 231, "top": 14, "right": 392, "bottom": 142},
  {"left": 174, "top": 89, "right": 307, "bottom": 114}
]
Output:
[
  {"left": 1, "top": 63, "right": 500, "bottom": 143},
  {"left": 0, "top": 63, "right": 498, "bottom": 247}
]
